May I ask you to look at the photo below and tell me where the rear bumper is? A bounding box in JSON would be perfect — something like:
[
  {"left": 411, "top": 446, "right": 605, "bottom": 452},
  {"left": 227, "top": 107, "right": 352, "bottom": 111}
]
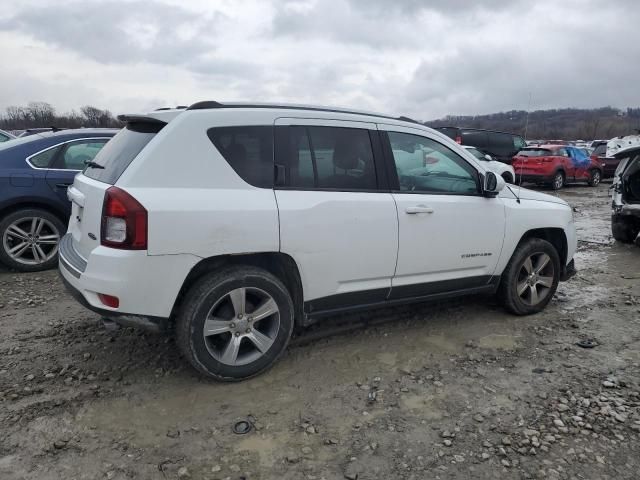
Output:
[
  {"left": 59, "top": 273, "right": 168, "bottom": 332},
  {"left": 601, "top": 159, "right": 620, "bottom": 178},
  {"left": 516, "top": 173, "right": 554, "bottom": 184},
  {"left": 58, "top": 233, "right": 201, "bottom": 330}
]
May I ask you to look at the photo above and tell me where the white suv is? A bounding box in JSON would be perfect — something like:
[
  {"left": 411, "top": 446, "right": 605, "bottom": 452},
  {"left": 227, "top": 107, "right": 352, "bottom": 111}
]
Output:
[{"left": 59, "top": 102, "right": 577, "bottom": 381}]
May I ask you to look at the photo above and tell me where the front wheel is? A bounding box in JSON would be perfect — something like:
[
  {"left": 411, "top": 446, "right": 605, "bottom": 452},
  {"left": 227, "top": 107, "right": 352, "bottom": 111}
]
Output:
[
  {"left": 588, "top": 169, "right": 601, "bottom": 187},
  {"left": 551, "top": 171, "right": 565, "bottom": 190},
  {"left": 499, "top": 238, "right": 561, "bottom": 315},
  {"left": 0, "top": 208, "right": 65, "bottom": 272},
  {"left": 176, "top": 266, "right": 295, "bottom": 381}
]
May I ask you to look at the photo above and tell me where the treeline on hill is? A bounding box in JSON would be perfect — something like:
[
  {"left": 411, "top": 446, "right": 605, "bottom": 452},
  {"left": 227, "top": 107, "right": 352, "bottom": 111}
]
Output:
[
  {"left": 426, "top": 107, "right": 640, "bottom": 140},
  {"left": 0, "top": 102, "right": 122, "bottom": 131}
]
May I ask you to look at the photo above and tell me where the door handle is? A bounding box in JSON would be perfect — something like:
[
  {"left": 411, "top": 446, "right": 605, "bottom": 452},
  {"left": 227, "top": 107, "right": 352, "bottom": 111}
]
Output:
[
  {"left": 56, "top": 183, "right": 72, "bottom": 189},
  {"left": 405, "top": 205, "right": 434, "bottom": 214}
]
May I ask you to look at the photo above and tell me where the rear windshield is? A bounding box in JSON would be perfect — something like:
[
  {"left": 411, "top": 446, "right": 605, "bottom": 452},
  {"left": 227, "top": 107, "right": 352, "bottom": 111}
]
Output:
[
  {"left": 83, "top": 123, "right": 161, "bottom": 184},
  {"left": 592, "top": 144, "right": 606, "bottom": 156},
  {"left": 517, "top": 149, "right": 552, "bottom": 157}
]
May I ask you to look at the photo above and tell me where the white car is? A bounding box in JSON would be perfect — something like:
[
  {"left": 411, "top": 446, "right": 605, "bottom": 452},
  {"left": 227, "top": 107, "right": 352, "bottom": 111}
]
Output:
[
  {"left": 464, "top": 146, "right": 516, "bottom": 183},
  {"left": 59, "top": 102, "right": 577, "bottom": 381}
]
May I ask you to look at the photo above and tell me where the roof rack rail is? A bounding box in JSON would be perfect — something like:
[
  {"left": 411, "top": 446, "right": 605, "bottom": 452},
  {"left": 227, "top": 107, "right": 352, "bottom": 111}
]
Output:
[
  {"left": 396, "top": 116, "right": 421, "bottom": 125},
  {"left": 155, "top": 106, "right": 188, "bottom": 111},
  {"left": 185, "top": 101, "right": 424, "bottom": 126}
]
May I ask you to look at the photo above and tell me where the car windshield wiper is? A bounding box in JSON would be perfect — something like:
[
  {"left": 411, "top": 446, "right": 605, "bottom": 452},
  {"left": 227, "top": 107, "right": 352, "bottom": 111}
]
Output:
[{"left": 84, "top": 161, "right": 104, "bottom": 169}]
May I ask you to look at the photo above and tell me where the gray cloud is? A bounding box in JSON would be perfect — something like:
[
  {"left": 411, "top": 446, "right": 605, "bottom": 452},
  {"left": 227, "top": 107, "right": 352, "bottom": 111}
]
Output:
[
  {"left": 0, "top": 1, "right": 218, "bottom": 65},
  {"left": 0, "top": 0, "right": 637, "bottom": 120}
]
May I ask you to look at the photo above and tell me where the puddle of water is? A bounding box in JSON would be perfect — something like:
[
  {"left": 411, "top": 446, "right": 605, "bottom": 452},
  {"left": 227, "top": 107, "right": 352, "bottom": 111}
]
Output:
[
  {"left": 478, "top": 334, "right": 519, "bottom": 350},
  {"left": 234, "top": 434, "right": 283, "bottom": 466},
  {"left": 376, "top": 352, "right": 397, "bottom": 366},
  {"left": 401, "top": 394, "right": 445, "bottom": 420},
  {"left": 556, "top": 283, "right": 611, "bottom": 312}
]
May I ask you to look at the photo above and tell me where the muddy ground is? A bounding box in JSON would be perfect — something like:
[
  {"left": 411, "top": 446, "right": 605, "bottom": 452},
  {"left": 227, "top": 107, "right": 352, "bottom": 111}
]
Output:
[{"left": 1, "top": 182, "right": 639, "bottom": 480}]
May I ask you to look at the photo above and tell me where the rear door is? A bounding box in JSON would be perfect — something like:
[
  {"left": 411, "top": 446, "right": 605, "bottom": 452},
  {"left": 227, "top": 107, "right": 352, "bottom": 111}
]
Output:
[
  {"left": 274, "top": 118, "right": 398, "bottom": 312},
  {"left": 567, "top": 146, "right": 590, "bottom": 179},
  {"left": 67, "top": 124, "right": 162, "bottom": 259},
  {"left": 45, "top": 138, "right": 109, "bottom": 204},
  {"left": 380, "top": 125, "right": 505, "bottom": 297},
  {"left": 555, "top": 147, "right": 575, "bottom": 179}
]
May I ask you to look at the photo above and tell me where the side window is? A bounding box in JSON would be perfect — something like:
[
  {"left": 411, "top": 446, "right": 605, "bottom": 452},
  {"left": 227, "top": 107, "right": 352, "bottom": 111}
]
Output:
[
  {"left": 388, "top": 132, "right": 479, "bottom": 195},
  {"left": 207, "top": 126, "right": 274, "bottom": 188},
  {"left": 287, "top": 126, "right": 377, "bottom": 190},
  {"left": 0, "top": 133, "right": 10, "bottom": 142},
  {"left": 461, "top": 130, "right": 488, "bottom": 149},
  {"left": 60, "top": 140, "right": 108, "bottom": 170},
  {"left": 556, "top": 148, "right": 569, "bottom": 157},
  {"left": 28, "top": 146, "right": 60, "bottom": 168},
  {"left": 513, "top": 136, "right": 526, "bottom": 150}
]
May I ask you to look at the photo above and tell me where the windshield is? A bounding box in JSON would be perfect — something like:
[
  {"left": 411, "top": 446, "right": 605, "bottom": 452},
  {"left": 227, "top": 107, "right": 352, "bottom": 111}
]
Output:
[
  {"left": 465, "top": 147, "right": 488, "bottom": 160},
  {"left": 0, "top": 132, "right": 54, "bottom": 152},
  {"left": 517, "top": 149, "right": 552, "bottom": 157},
  {"left": 82, "top": 123, "right": 162, "bottom": 184}
]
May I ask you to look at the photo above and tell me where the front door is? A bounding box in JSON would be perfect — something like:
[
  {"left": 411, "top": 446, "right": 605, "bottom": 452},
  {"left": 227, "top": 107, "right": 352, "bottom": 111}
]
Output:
[
  {"left": 274, "top": 118, "right": 398, "bottom": 313},
  {"left": 379, "top": 125, "right": 506, "bottom": 299}
]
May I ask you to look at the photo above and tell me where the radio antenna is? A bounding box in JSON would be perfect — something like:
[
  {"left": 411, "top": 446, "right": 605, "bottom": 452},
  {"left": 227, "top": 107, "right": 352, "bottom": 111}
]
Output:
[{"left": 517, "top": 92, "right": 533, "bottom": 202}]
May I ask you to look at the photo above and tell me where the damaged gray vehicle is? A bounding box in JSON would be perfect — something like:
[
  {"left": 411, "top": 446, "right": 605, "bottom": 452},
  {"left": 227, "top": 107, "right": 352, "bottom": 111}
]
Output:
[{"left": 611, "top": 146, "right": 640, "bottom": 245}]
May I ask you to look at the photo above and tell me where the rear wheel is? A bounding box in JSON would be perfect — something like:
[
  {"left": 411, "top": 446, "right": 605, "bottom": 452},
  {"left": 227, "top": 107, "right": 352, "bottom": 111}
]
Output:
[
  {"left": 0, "top": 208, "right": 65, "bottom": 272},
  {"left": 551, "top": 171, "right": 565, "bottom": 190},
  {"left": 176, "top": 266, "right": 295, "bottom": 381},
  {"left": 499, "top": 238, "right": 561, "bottom": 315},
  {"left": 588, "top": 169, "right": 601, "bottom": 187}
]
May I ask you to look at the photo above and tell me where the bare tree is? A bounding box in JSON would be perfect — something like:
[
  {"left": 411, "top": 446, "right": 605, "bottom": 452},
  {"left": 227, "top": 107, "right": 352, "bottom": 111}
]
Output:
[{"left": 25, "top": 102, "right": 56, "bottom": 126}]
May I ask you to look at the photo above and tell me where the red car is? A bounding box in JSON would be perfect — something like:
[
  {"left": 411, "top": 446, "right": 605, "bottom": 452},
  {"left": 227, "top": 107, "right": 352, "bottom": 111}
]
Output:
[{"left": 512, "top": 145, "right": 603, "bottom": 190}]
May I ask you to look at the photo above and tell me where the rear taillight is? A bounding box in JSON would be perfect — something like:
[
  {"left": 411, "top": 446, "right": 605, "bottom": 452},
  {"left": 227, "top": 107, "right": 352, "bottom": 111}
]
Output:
[
  {"left": 101, "top": 186, "right": 147, "bottom": 250},
  {"left": 455, "top": 136, "right": 462, "bottom": 144},
  {"left": 98, "top": 293, "right": 120, "bottom": 308}
]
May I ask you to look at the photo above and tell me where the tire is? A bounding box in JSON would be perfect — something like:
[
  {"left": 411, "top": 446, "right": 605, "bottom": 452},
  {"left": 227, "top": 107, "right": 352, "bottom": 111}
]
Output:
[
  {"left": 502, "top": 172, "right": 514, "bottom": 184},
  {"left": 0, "top": 208, "right": 65, "bottom": 272},
  {"left": 176, "top": 266, "right": 295, "bottom": 381},
  {"left": 551, "top": 171, "right": 565, "bottom": 190},
  {"left": 499, "top": 238, "right": 561, "bottom": 315},
  {"left": 588, "top": 169, "right": 601, "bottom": 187},
  {"left": 612, "top": 216, "right": 634, "bottom": 243}
]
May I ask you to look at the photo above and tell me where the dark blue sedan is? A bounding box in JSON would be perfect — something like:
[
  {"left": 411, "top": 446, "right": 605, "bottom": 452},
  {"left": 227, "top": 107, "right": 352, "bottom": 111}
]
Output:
[{"left": 0, "top": 129, "right": 118, "bottom": 271}]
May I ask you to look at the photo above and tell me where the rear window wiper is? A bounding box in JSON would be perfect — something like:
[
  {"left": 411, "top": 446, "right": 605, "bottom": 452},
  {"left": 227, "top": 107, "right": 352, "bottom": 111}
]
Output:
[{"left": 84, "top": 160, "right": 104, "bottom": 169}]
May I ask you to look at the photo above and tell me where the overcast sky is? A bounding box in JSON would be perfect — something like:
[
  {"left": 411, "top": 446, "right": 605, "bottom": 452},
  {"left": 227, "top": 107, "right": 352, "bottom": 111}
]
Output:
[{"left": 0, "top": 0, "right": 637, "bottom": 120}]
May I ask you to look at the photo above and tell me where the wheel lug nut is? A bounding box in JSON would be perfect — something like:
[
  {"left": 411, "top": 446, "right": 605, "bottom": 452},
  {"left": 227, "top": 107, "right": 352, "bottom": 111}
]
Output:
[
  {"left": 238, "top": 314, "right": 243, "bottom": 319},
  {"left": 245, "top": 328, "right": 251, "bottom": 333},
  {"left": 230, "top": 322, "right": 235, "bottom": 328},
  {"left": 234, "top": 332, "right": 240, "bottom": 337}
]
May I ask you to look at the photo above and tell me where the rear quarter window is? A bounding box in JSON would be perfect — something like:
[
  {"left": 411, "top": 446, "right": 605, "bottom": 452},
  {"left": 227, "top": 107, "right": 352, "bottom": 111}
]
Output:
[{"left": 207, "top": 126, "right": 274, "bottom": 188}]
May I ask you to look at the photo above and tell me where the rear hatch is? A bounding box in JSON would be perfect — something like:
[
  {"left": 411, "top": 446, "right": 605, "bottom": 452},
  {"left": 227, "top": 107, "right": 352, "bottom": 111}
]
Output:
[
  {"left": 512, "top": 148, "right": 555, "bottom": 174},
  {"left": 67, "top": 118, "right": 166, "bottom": 259}
]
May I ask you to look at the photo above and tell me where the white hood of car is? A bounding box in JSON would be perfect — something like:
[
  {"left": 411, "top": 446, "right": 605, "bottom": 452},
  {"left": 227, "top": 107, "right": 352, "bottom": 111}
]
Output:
[{"left": 499, "top": 185, "right": 569, "bottom": 206}]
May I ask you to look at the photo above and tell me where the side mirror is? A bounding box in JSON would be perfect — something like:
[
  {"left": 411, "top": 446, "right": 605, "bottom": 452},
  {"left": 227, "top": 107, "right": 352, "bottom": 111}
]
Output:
[
  {"left": 483, "top": 171, "right": 505, "bottom": 197},
  {"left": 484, "top": 154, "right": 493, "bottom": 161}
]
